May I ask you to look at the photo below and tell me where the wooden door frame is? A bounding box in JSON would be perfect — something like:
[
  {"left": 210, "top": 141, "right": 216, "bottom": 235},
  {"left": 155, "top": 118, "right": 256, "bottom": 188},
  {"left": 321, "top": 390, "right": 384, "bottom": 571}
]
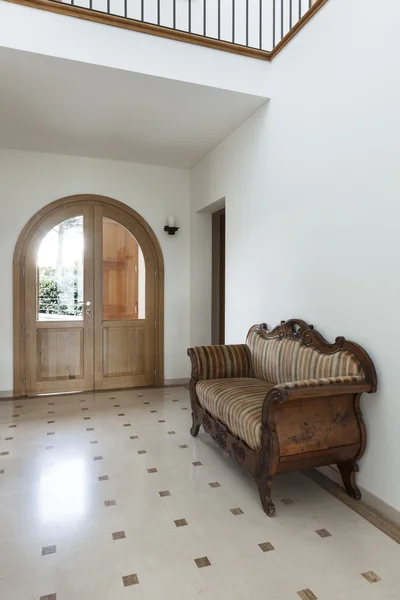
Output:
[
  {"left": 211, "top": 208, "right": 225, "bottom": 345},
  {"left": 13, "top": 194, "right": 164, "bottom": 396}
]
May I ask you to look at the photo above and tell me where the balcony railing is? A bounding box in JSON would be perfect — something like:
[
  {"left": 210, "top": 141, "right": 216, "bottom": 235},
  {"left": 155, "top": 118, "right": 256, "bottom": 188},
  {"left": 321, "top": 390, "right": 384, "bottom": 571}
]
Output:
[{"left": 5, "top": 0, "right": 328, "bottom": 59}]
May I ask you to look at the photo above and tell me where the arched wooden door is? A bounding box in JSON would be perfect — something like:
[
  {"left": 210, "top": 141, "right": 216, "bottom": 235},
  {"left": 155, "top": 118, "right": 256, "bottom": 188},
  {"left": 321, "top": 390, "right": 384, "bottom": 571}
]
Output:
[{"left": 14, "top": 196, "right": 164, "bottom": 396}]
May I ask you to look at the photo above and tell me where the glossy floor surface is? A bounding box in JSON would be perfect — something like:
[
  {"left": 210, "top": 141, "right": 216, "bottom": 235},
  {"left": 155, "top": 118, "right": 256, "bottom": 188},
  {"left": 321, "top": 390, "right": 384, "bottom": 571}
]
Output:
[{"left": 0, "top": 387, "right": 399, "bottom": 600}]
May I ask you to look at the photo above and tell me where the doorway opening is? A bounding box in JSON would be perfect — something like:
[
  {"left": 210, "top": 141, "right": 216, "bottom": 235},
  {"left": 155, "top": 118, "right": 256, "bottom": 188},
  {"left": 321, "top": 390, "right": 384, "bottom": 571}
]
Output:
[
  {"left": 211, "top": 208, "right": 226, "bottom": 345},
  {"left": 13, "top": 195, "right": 164, "bottom": 397}
]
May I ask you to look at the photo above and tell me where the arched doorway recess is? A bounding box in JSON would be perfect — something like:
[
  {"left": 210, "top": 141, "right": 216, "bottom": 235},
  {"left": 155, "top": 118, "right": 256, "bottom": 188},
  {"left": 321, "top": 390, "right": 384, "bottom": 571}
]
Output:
[{"left": 13, "top": 194, "right": 164, "bottom": 396}]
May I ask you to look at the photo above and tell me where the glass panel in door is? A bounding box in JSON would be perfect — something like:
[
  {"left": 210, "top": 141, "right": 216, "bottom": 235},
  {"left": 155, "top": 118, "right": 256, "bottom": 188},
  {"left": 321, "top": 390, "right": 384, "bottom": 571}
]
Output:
[{"left": 37, "top": 216, "right": 84, "bottom": 321}]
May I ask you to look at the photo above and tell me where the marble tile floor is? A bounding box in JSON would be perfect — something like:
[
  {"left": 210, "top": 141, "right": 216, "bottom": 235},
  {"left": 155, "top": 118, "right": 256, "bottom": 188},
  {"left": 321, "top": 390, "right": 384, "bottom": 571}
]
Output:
[{"left": 0, "top": 387, "right": 399, "bottom": 600}]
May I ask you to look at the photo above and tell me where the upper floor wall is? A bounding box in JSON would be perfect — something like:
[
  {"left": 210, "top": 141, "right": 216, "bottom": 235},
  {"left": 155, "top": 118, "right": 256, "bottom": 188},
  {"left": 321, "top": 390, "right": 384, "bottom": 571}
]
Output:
[{"left": 0, "top": 0, "right": 272, "bottom": 96}]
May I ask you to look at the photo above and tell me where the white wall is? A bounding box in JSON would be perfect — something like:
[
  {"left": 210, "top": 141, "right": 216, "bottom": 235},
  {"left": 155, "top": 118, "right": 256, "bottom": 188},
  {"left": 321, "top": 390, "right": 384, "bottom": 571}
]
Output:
[
  {"left": 0, "top": 1, "right": 272, "bottom": 97},
  {"left": 0, "top": 148, "right": 190, "bottom": 388},
  {"left": 191, "top": 0, "right": 400, "bottom": 511}
]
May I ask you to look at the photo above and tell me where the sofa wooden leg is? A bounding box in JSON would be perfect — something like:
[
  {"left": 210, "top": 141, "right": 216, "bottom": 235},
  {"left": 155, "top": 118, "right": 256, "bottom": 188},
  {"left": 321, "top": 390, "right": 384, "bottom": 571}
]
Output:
[
  {"left": 338, "top": 460, "right": 362, "bottom": 500},
  {"left": 190, "top": 413, "right": 201, "bottom": 437},
  {"left": 256, "top": 476, "right": 276, "bottom": 517}
]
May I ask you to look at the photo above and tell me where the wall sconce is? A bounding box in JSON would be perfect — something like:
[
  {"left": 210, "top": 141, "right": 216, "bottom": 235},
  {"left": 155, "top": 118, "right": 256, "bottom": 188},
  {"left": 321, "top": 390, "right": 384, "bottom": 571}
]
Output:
[{"left": 164, "top": 215, "right": 180, "bottom": 235}]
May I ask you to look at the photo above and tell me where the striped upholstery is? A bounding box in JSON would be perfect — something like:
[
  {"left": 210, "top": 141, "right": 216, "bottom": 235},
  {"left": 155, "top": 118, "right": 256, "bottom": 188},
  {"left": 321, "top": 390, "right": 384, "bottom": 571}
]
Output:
[
  {"left": 246, "top": 329, "right": 365, "bottom": 385},
  {"left": 196, "top": 378, "right": 274, "bottom": 451},
  {"left": 276, "top": 376, "right": 365, "bottom": 389},
  {"left": 188, "top": 345, "right": 251, "bottom": 381}
]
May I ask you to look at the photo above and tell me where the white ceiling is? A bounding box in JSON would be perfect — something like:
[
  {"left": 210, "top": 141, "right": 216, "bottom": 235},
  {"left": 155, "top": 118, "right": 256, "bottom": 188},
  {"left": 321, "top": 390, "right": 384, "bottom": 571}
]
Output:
[{"left": 0, "top": 47, "right": 267, "bottom": 168}]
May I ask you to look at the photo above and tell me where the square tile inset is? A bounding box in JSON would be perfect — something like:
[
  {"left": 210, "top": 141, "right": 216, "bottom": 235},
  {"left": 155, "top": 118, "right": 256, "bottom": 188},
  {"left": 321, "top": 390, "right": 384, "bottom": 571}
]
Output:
[
  {"left": 0, "top": 452, "right": 9, "bottom": 456},
  {"left": 297, "top": 590, "right": 318, "bottom": 600},
  {"left": 147, "top": 468, "right": 158, "bottom": 473},
  {"left": 158, "top": 419, "right": 166, "bottom": 423},
  {"left": 86, "top": 427, "right": 94, "bottom": 431},
  {"left": 130, "top": 435, "right": 139, "bottom": 440},
  {"left": 195, "top": 557, "right": 211, "bottom": 568},
  {"left": 167, "top": 431, "right": 176, "bottom": 435},
  {"left": 192, "top": 461, "right": 202, "bottom": 467},
  {"left": 209, "top": 482, "right": 220, "bottom": 488},
  {"left": 98, "top": 475, "right": 109, "bottom": 481},
  {"left": 40, "top": 595, "right": 56, "bottom": 600},
  {"left": 104, "top": 500, "right": 116, "bottom": 507},
  {"left": 112, "top": 531, "right": 126, "bottom": 540},
  {"left": 159, "top": 490, "right": 171, "bottom": 497},
  {"left": 259, "top": 542, "right": 274, "bottom": 552},
  {"left": 361, "top": 571, "right": 381, "bottom": 584},
  {"left": 90, "top": 441, "right": 98, "bottom": 445},
  {"left": 122, "top": 574, "right": 139, "bottom": 587},
  {"left": 0, "top": 470, "right": 4, "bottom": 475},
  {"left": 179, "top": 445, "right": 188, "bottom": 449},
  {"left": 42, "top": 545, "right": 56, "bottom": 556},
  {"left": 281, "top": 498, "right": 294, "bottom": 505},
  {"left": 123, "top": 424, "right": 131, "bottom": 427},
  {"left": 316, "top": 529, "right": 332, "bottom": 538},
  {"left": 5, "top": 437, "right": 13, "bottom": 441},
  {"left": 94, "top": 456, "right": 103, "bottom": 461},
  {"left": 137, "top": 450, "right": 147, "bottom": 455},
  {"left": 230, "top": 508, "right": 243, "bottom": 516},
  {"left": 175, "top": 519, "right": 188, "bottom": 527}
]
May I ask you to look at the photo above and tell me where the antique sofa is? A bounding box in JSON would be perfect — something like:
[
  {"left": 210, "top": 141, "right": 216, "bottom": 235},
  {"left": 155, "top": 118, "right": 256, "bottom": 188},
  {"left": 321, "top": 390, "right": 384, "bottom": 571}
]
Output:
[{"left": 187, "top": 319, "right": 377, "bottom": 516}]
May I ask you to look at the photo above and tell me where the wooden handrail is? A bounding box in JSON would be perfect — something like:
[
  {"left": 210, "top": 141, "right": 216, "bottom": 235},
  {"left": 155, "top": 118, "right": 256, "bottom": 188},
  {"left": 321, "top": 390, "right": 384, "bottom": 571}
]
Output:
[{"left": 3, "top": 0, "right": 329, "bottom": 61}]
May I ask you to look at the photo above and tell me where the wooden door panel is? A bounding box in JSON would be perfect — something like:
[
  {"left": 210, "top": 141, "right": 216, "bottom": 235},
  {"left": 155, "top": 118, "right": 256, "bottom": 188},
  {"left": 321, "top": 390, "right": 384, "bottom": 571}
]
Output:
[
  {"left": 102, "top": 325, "right": 146, "bottom": 386},
  {"left": 37, "top": 328, "right": 84, "bottom": 381},
  {"left": 25, "top": 204, "right": 94, "bottom": 395},
  {"left": 94, "top": 206, "right": 155, "bottom": 390}
]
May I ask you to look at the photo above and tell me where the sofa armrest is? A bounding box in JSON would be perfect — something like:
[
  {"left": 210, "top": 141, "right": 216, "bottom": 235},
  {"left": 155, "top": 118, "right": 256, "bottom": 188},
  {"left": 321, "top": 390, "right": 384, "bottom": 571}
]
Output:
[
  {"left": 275, "top": 375, "right": 366, "bottom": 390},
  {"left": 187, "top": 344, "right": 252, "bottom": 382}
]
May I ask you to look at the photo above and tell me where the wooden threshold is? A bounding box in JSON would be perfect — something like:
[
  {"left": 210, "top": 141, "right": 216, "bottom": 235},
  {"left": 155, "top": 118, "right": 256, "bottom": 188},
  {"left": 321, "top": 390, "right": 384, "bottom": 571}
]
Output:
[
  {"left": 4, "top": 0, "right": 329, "bottom": 61},
  {"left": 304, "top": 468, "right": 400, "bottom": 545}
]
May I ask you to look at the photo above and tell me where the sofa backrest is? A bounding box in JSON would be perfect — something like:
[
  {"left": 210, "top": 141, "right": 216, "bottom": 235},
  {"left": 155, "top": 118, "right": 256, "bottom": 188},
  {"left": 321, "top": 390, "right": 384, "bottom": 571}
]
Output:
[{"left": 246, "top": 321, "right": 371, "bottom": 386}]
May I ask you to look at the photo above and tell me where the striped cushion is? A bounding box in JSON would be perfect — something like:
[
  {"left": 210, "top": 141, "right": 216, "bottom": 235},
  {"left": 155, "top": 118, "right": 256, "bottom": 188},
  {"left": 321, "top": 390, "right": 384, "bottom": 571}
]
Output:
[
  {"left": 246, "top": 328, "right": 365, "bottom": 384},
  {"left": 187, "top": 345, "right": 251, "bottom": 381},
  {"left": 196, "top": 378, "right": 274, "bottom": 451}
]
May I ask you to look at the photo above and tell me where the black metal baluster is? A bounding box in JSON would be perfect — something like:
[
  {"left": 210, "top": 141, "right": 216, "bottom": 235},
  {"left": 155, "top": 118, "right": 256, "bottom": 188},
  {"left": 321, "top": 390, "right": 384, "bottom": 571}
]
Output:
[
  {"left": 299, "top": 0, "right": 302, "bottom": 20},
  {"left": 89, "top": 0, "right": 92, "bottom": 10},
  {"left": 281, "top": 0, "right": 284, "bottom": 40},
  {"left": 107, "top": 0, "right": 110, "bottom": 13},
  {"left": 173, "top": 0, "right": 176, "bottom": 29},
  {"left": 232, "top": 0, "right": 235, "bottom": 43},
  {"left": 124, "top": 0, "right": 127, "bottom": 17},
  {"left": 203, "top": 0, "right": 206, "bottom": 36},
  {"left": 157, "top": 0, "right": 160, "bottom": 25},
  {"left": 309, "top": 0, "right": 312, "bottom": 8},
  {"left": 246, "top": 0, "right": 249, "bottom": 47},
  {"left": 290, "top": 0, "right": 292, "bottom": 28},
  {"left": 273, "top": 0, "right": 276, "bottom": 48},
  {"left": 218, "top": 0, "right": 221, "bottom": 39},
  {"left": 141, "top": 0, "right": 144, "bottom": 21},
  {"left": 259, "top": 0, "right": 262, "bottom": 49},
  {"left": 188, "top": 0, "right": 191, "bottom": 32}
]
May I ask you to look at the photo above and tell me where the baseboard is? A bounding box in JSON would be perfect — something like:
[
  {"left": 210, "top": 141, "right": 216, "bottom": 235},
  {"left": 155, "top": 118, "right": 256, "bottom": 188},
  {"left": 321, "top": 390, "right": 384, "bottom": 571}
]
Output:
[
  {"left": 163, "top": 378, "right": 189, "bottom": 387},
  {"left": 0, "top": 390, "right": 19, "bottom": 400},
  {"left": 317, "top": 465, "right": 400, "bottom": 526}
]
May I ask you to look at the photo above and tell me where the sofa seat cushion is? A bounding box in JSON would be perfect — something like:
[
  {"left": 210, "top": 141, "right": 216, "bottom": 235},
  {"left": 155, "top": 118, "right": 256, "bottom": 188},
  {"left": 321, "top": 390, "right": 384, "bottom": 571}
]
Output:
[{"left": 196, "top": 378, "right": 274, "bottom": 452}]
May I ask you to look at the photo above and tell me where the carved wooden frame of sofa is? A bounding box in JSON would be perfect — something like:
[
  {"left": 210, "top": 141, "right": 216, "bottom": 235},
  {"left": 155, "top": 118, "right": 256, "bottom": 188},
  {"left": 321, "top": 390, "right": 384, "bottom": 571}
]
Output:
[{"left": 187, "top": 319, "right": 377, "bottom": 516}]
